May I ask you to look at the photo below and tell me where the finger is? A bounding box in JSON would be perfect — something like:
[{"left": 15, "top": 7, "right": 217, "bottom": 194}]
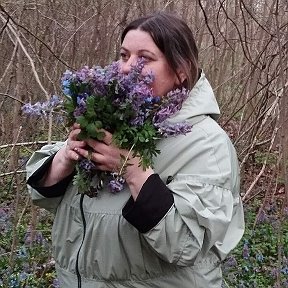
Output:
[
  {"left": 67, "top": 149, "right": 80, "bottom": 161},
  {"left": 85, "top": 139, "right": 106, "bottom": 155},
  {"left": 67, "top": 132, "right": 86, "bottom": 152},
  {"left": 102, "top": 130, "right": 113, "bottom": 145},
  {"left": 76, "top": 147, "right": 105, "bottom": 163},
  {"left": 69, "top": 127, "right": 81, "bottom": 140},
  {"left": 72, "top": 123, "right": 81, "bottom": 130}
]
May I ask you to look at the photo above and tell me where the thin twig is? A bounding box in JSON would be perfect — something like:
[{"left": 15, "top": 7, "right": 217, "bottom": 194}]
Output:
[
  {"left": 3, "top": 126, "right": 22, "bottom": 166},
  {"left": 198, "top": 0, "right": 217, "bottom": 46},
  {"left": 0, "top": 140, "right": 56, "bottom": 149},
  {"left": 0, "top": 92, "right": 25, "bottom": 104},
  {"left": 0, "top": 170, "right": 26, "bottom": 177},
  {"left": 0, "top": 41, "right": 18, "bottom": 84}
]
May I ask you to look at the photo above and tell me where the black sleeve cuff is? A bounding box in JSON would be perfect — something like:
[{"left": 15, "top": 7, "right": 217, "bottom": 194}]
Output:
[
  {"left": 122, "top": 174, "right": 174, "bottom": 233},
  {"left": 27, "top": 154, "right": 74, "bottom": 198}
]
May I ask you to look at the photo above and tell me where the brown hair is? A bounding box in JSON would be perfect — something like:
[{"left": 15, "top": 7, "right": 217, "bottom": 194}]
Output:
[{"left": 121, "top": 12, "right": 199, "bottom": 90}]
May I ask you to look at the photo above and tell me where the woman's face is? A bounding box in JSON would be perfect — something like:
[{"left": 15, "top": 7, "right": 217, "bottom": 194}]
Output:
[{"left": 119, "top": 29, "right": 180, "bottom": 96}]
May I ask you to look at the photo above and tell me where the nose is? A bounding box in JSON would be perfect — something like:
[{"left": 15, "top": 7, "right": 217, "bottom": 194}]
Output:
[{"left": 119, "top": 56, "right": 137, "bottom": 74}]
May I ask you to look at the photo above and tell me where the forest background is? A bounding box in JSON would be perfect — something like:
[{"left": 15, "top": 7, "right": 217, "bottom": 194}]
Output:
[{"left": 0, "top": 0, "right": 287, "bottom": 287}]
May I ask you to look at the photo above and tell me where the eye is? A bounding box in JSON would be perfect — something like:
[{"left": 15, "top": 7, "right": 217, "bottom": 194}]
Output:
[
  {"left": 140, "top": 55, "right": 153, "bottom": 62},
  {"left": 120, "top": 52, "right": 129, "bottom": 62}
]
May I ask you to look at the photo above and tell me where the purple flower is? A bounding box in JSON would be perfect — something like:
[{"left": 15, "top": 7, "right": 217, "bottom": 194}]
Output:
[
  {"left": 256, "top": 210, "right": 269, "bottom": 224},
  {"left": 109, "top": 174, "right": 125, "bottom": 193},
  {"left": 52, "top": 278, "right": 61, "bottom": 288},
  {"left": 271, "top": 268, "right": 280, "bottom": 278},
  {"left": 156, "top": 121, "right": 192, "bottom": 137},
  {"left": 21, "top": 102, "right": 44, "bottom": 117},
  {"left": 242, "top": 240, "right": 250, "bottom": 259},
  {"left": 24, "top": 226, "right": 45, "bottom": 245},
  {"left": 73, "top": 94, "right": 88, "bottom": 117},
  {"left": 0, "top": 208, "right": 9, "bottom": 221},
  {"left": 78, "top": 158, "right": 96, "bottom": 173},
  {"left": 284, "top": 207, "right": 288, "bottom": 219},
  {"left": 0, "top": 208, "right": 12, "bottom": 234},
  {"left": 225, "top": 256, "right": 237, "bottom": 267},
  {"left": 49, "top": 95, "right": 62, "bottom": 107},
  {"left": 153, "top": 88, "right": 189, "bottom": 124},
  {"left": 19, "top": 272, "right": 28, "bottom": 282},
  {"left": 22, "top": 96, "right": 63, "bottom": 118}
]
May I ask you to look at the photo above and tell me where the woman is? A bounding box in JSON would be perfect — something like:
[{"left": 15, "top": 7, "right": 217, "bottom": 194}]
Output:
[{"left": 26, "top": 12, "right": 244, "bottom": 288}]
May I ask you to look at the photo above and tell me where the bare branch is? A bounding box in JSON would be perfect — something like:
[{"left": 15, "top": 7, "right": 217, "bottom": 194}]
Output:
[{"left": 198, "top": 0, "right": 217, "bottom": 46}]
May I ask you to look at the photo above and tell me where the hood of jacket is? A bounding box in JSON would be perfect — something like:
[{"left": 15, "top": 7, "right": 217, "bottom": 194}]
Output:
[{"left": 170, "top": 71, "right": 220, "bottom": 123}]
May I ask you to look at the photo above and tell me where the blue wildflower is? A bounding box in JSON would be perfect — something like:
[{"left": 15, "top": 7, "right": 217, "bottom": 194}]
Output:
[
  {"left": 9, "top": 275, "right": 19, "bottom": 288},
  {"left": 24, "top": 226, "right": 46, "bottom": 245},
  {"left": 256, "top": 252, "right": 264, "bottom": 262},
  {"left": 62, "top": 81, "right": 71, "bottom": 96},
  {"left": 22, "top": 96, "right": 63, "bottom": 118},
  {"left": 17, "top": 246, "right": 28, "bottom": 258},
  {"left": 21, "top": 102, "right": 44, "bottom": 117},
  {"left": 281, "top": 266, "right": 288, "bottom": 275},
  {"left": 19, "top": 272, "right": 28, "bottom": 282}
]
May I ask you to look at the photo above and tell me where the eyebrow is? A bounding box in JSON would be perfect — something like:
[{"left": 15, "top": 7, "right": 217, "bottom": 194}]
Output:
[{"left": 120, "top": 47, "right": 157, "bottom": 57}]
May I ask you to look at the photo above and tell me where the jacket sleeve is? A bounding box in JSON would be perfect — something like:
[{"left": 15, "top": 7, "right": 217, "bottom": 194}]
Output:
[
  {"left": 26, "top": 141, "right": 68, "bottom": 213},
  {"left": 123, "top": 123, "right": 245, "bottom": 266}
]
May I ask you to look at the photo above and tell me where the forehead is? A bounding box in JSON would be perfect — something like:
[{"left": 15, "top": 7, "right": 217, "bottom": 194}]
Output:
[{"left": 121, "top": 29, "right": 160, "bottom": 53}]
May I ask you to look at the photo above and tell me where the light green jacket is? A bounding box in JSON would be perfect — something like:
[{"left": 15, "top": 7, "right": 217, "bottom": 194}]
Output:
[{"left": 26, "top": 72, "right": 245, "bottom": 288}]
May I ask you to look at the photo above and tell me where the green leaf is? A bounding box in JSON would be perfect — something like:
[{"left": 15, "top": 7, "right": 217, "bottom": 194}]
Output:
[
  {"left": 86, "top": 96, "right": 97, "bottom": 118},
  {"left": 139, "top": 136, "right": 146, "bottom": 142},
  {"left": 76, "top": 115, "right": 89, "bottom": 128}
]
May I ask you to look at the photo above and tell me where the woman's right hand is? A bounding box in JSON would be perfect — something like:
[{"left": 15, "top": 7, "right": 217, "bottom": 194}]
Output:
[
  {"left": 63, "top": 123, "right": 87, "bottom": 164},
  {"left": 39, "top": 124, "right": 86, "bottom": 187}
]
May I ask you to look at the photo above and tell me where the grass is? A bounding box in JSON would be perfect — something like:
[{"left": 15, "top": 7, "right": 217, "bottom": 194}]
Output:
[{"left": 223, "top": 199, "right": 288, "bottom": 288}]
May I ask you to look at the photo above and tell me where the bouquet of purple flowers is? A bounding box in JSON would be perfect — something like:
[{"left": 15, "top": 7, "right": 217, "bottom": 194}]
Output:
[{"left": 22, "top": 59, "right": 192, "bottom": 196}]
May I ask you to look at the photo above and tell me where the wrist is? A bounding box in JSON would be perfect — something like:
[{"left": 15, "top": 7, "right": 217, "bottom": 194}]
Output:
[
  {"left": 124, "top": 165, "right": 154, "bottom": 200},
  {"left": 56, "top": 147, "right": 76, "bottom": 171}
]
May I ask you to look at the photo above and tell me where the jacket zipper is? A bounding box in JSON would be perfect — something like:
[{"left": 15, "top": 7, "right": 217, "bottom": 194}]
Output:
[{"left": 76, "top": 194, "right": 86, "bottom": 288}]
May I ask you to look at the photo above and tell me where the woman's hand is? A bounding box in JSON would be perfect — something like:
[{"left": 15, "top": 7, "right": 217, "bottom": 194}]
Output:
[
  {"left": 64, "top": 123, "right": 87, "bottom": 164},
  {"left": 76, "top": 130, "right": 154, "bottom": 200},
  {"left": 75, "top": 130, "right": 129, "bottom": 172},
  {"left": 39, "top": 123, "right": 86, "bottom": 187}
]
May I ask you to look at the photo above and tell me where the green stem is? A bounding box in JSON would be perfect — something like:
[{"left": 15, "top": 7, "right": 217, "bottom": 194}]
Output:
[{"left": 118, "top": 143, "right": 135, "bottom": 176}]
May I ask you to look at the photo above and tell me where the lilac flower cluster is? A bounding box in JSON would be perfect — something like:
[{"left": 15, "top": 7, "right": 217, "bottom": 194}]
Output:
[
  {"left": 22, "top": 59, "right": 192, "bottom": 195},
  {"left": 62, "top": 59, "right": 190, "bottom": 133},
  {"left": 22, "top": 95, "right": 62, "bottom": 117}
]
